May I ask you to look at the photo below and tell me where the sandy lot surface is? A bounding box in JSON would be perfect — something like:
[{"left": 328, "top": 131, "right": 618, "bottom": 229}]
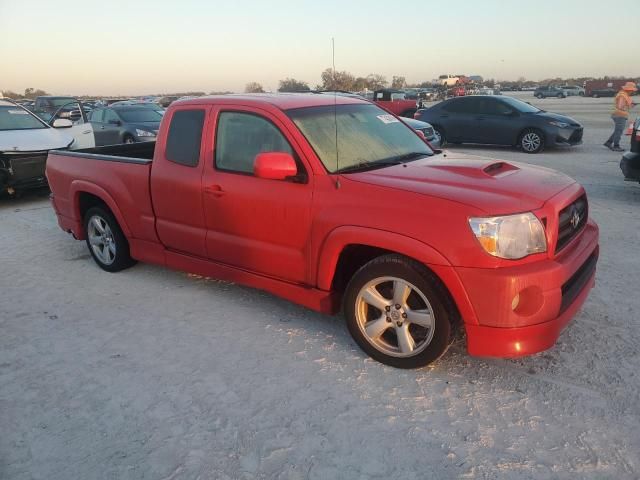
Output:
[{"left": 1, "top": 94, "right": 639, "bottom": 479}]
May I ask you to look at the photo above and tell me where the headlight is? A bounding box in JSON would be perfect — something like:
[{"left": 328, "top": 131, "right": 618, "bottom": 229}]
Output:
[
  {"left": 549, "top": 120, "right": 569, "bottom": 128},
  {"left": 469, "top": 212, "right": 547, "bottom": 259},
  {"left": 135, "top": 129, "right": 155, "bottom": 137}
]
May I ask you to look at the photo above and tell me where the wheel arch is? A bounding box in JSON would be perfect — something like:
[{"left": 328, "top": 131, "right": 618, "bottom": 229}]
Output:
[
  {"left": 70, "top": 181, "right": 132, "bottom": 239},
  {"left": 317, "top": 226, "right": 451, "bottom": 292}
]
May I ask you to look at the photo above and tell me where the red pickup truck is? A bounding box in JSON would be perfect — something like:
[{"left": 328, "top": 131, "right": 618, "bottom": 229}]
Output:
[
  {"left": 372, "top": 89, "right": 418, "bottom": 118},
  {"left": 47, "top": 94, "right": 599, "bottom": 369}
]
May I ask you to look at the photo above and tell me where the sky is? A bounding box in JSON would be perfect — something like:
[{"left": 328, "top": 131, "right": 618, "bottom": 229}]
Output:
[{"left": 1, "top": 0, "right": 638, "bottom": 96}]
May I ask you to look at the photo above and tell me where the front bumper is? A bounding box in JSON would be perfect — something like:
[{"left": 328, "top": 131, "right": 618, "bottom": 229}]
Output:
[
  {"left": 550, "top": 126, "right": 583, "bottom": 146},
  {"left": 456, "top": 220, "right": 599, "bottom": 357}
]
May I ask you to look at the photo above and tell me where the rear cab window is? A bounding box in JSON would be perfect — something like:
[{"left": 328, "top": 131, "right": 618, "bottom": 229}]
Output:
[{"left": 165, "top": 109, "right": 206, "bottom": 167}]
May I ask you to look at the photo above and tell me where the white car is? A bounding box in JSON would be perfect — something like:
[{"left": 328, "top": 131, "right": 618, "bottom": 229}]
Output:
[{"left": 0, "top": 99, "right": 76, "bottom": 193}]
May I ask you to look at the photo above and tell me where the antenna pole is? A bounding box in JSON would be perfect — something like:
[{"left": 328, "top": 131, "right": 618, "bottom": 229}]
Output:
[{"left": 332, "top": 37, "right": 340, "bottom": 185}]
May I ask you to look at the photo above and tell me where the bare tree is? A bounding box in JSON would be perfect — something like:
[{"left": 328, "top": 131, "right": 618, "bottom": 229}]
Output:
[
  {"left": 245, "top": 82, "right": 265, "bottom": 93},
  {"left": 319, "top": 68, "right": 356, "bottom": 91},
  {"left": 278, "top": 78, "right": 310, "bottom": 92},
  {"left": 366, "top": 74, "right": 388, "bottom": 90},
  {"left": 391, "top": 76, "right": 406, "bottom": 89}
]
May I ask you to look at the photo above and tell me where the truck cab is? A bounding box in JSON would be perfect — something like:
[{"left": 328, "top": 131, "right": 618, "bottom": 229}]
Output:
[{"left": 372, "top": 89, "right": 418, "bottom": 117}]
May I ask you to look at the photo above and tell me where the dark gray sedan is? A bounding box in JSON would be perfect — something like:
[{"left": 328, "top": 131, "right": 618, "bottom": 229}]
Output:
[
  {"left": 415, "top": 96, "right": 583, "bottom": 153},
  {"left": 88, "top": 106, "right": 162, "bottom": 145}
]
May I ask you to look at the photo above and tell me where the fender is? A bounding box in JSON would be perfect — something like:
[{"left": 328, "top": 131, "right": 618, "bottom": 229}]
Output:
[
  {"left": 316, "top": 225, "right": 481, "bottom": 326},
  {"left": 316, "top": 225, "right": 451, "bottom": 291},
  {"left": 69, "top": 180, "right": 133, "bottom": 239}
]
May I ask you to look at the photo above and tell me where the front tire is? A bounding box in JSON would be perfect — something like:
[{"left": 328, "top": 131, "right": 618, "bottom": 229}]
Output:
[
  {"left": 123, "top": 134, "right": 135, "bottom": 144},
  {"left": 343, "top": 255, "right": 453, "bottom": 369},
  {"left": 433, "top": 126, "right": 446, "bottom": 146},
  {"left": 84, "top": 206, "right": 136, "bottom": 272},
  {"left": 519, "top": 128, "right": 545, "bottom": 154}
]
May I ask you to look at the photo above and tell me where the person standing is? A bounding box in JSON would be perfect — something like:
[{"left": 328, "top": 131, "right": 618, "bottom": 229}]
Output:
[{"left": 604, "top": 82, "right": 638, "bottom": 152}]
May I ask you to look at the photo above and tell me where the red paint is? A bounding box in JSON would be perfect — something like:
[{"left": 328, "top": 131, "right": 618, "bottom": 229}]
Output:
[{"left": 46, "top": 94, "right": 599, "bottom": 359}]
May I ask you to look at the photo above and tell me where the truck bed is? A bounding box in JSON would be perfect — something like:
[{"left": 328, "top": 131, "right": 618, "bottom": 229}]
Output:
[{"left": 46, "top": 141, "right": 158, "bottom": 246}]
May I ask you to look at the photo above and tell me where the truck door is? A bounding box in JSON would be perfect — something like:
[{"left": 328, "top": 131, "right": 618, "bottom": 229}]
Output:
[
  {"left": 201, "top": 107, "right": 313, "bottom": 284},
  {"left": 150, "top": 107, "right": 209, "bottom": 257}
]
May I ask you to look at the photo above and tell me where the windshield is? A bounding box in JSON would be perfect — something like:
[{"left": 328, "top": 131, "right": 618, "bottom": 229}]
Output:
[
  {"left": 287, "top": 104, "right": 433, "bottom": 173},
  {"left": 0, "top": 106, "right": 48, "bottom": 131},
  {"left": 116, "top": 108, "right": 163, "bottom": 123},
  {"left": 500, "top": 96, "right": 541, "bottom": 113}
]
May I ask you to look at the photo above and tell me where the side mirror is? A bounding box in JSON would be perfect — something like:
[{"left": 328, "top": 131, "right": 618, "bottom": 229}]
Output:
[
  {"left": 254, "top": 152, "right": 298, "bottom": 181},
  {"left": 52, "top": 119, "right": 73, "bottom": 128}
]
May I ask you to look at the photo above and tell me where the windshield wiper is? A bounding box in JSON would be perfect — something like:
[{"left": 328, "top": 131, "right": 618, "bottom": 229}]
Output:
[
  {"left": 391, "top": 151, "right": 431, "bottom": 162},
  {"left": 335, "top": 152, "right": 430, "bottom": 174},
  {"left": 335, "top": 160, "right": 404, "bottom": 174}
]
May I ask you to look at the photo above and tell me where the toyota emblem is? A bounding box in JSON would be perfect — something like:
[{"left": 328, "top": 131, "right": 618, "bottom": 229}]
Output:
[{"left": 570, "top": 208, "right": 581, "bottom": 229}]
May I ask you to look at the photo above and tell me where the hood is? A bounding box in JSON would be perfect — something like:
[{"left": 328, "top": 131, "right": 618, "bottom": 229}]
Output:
[
  {"left": 0, "top": 128, "right": 74, "bottom": 153},
  {"left": 345, "top": 152, "right": 575, "bottom": 214},
  {"left": 536, "top": 111, "right": 580, "bottom": 125}
]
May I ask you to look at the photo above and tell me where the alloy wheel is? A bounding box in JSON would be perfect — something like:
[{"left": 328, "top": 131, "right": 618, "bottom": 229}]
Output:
[
  {"left": 87, "top": 215, "right": 116, "bottom": 265},
  {"left": 354, "top": 276, "right": 435, "bottom": 358},
  {"left": 522, "top": 132, "right": 542, "bottom": 152}
]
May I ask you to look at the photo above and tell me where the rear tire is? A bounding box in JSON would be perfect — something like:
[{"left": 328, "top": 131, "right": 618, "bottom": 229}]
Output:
[
  {"left": 343, "top": 255, "right": 454, "bottom": 369},
  {"left": 519, "top": 128, "right": 545, "bottom": 154},
  {"left": 84, "top": 206, "right": 136, "bottom": 272}
]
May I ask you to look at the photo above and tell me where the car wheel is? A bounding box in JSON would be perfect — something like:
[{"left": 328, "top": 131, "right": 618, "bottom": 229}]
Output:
[
  {"left": 592, "top": 93, "right": 599, "bottom": 98},
  {"left": 579, "top": 92, "right": 584, "bottom": 96},
  {"left": 519, "top": 129, "right": 545, "bottom": 154},
  {"left": 123, "top": 134, "right": 135, "bottom": 144},
  {"left": 84, "top": 206, "right": 136, "bottom": 272},
  {"left": 343, "top": 254, "right": 454, "bottom": 369},
  {"left": 535, "top": 93, "right": 543, "bottom": 99},
  {"left": 433, "top": 127, "right": 446, "bottom": 146}
]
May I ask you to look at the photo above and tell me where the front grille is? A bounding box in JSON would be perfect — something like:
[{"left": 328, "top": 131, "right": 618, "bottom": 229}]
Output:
[
  {"left": 555, "top": 195, "right": 588, "bottom": 253},
  {"left": 560, "top": 251, "right": 597, "bottom": 314},
  {"left": 568, "top": 129, "right": 583, "bottom": 143}
]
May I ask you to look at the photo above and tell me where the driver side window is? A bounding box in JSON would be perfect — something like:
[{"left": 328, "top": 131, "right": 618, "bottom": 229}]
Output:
[{"left": 215, "top": 111, "right": 293, "bottom": 174}]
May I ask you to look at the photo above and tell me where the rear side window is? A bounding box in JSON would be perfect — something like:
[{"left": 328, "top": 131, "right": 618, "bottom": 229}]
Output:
[
  {"left": 165, "top": 109, "right": 205, "bottom": 167},
  {"left": 442, "top": 98, "right": 476, "bottom": 114},
  {"left": 215, "top": 111, "right": 292, "bottom": 174}
]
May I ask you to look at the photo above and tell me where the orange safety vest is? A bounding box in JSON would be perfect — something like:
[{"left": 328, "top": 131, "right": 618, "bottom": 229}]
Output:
[{"left": 613, "top": 91, "right": 633, "bottom": 118}]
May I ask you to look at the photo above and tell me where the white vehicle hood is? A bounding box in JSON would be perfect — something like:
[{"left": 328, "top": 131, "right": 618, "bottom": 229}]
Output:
[{"left": 0, "top": 128, "right": 74, "bottom": 153}]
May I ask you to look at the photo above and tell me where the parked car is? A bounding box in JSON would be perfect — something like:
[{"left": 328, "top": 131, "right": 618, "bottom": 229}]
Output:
[
  {"left": 414, "top": 95, "right": 583, "bottom": 153},
  {"left": 620, "top": 117, "right": 640, "bottom": 181},
  {"left": 158, "top": 96, "right": 180, "bottom": 107},
  {"left": 88, "top": 105, "right": 163, "bottom": 145},
  {"left": 33, "top": 96, "right": 79, "bottom": 121},
  {"left": 585, "top": 79, "right": 638, "bottom": 97},
  {"left": 589, "top": 88, "right": 617, "bottom": 98},
  {"left": 0, "top": 99, "right": 74, "bottom": 194},
  {"left": 401, "top": 117, "right": 441, "bottom": 148},
  {"left": 45, "top": 100, "right": 96, "bottom": 149},
  {"left": 46, "top": 93, "right": 598, "bottom": 369},
  {"left": 561, "top": 85, "right": 585, "bottom": 96},
  {"left": 534, "top": 86, "right": 566, "bottom": 99},
  {"left": 372, "top": 89, "right": 418, "bottom": 118}
]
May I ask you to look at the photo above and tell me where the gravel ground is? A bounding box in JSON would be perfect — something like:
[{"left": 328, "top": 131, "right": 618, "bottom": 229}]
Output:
[{"left": 1, "top": 94, "right": 639, "bottom": 479}]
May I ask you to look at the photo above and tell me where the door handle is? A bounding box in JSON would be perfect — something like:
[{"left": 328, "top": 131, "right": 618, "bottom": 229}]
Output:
[{"left": 204, "top": 184, "right": 225, "bottom": 197}]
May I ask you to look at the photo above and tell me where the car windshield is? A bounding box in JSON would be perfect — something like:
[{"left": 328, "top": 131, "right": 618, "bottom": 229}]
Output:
[
  {"left": 500, "top": 96, "right": 541, "bottom": 113},
  {"left": 287, "top": 103, "right": 433, "bottom": 173},
  {"left": 116, "top": 108, "right": 163, "bottom": 123},
  {"left": 0, "top": 106, "right": 48, "bottom": 131}
]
